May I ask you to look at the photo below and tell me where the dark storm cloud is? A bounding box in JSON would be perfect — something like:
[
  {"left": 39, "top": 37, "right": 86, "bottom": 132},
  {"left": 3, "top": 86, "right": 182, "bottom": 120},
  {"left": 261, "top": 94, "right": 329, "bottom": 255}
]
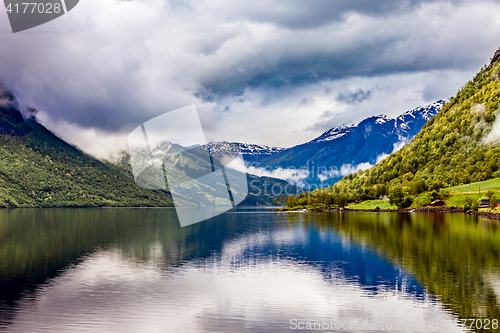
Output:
[
  {"left": 224, "top": 0, "right": 465, "bottom": 30},
  {"left": 0, "top": 0, "right": 499, "bottom": 157},
  {"left": 303, "top": 110, "right": 339, "bottom": 133},
  {"left": 200, "top": 33, "right": 485, "bottom": 96},
  {"left": 336, "top": 89, "right": 372, "bottom": 104}
]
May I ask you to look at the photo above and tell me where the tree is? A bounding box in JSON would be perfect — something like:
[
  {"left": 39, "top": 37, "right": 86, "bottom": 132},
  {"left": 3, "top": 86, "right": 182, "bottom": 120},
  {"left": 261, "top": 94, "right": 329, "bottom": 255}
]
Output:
[
  {"left": 411, "top": 179, "right": 427, "bottom": 195},
  {"left": 298, "top": 197, "right": 308, "bottom": 206},
  {"left": 486, "top": 190, "right": 496, "bottom": 201},
  {"left": 375, "top": 184, "right": 387, "bottom": 197},
  {"left": 402, "top": 195, "right": 414, "bottom": 208},
  {"left": 273, "top": 197, "right": 278, "bottom": 206},
  {"left": 439, "top": 188, "right": 450, "bottom": 199},
  {"left": 285, "top": 195, "right": 300, "bottom": 208},
  {"left": 471, "top": 199, "right": 480, "bottom": 212},
  {"left": 428, "top": 180, "right": 445, "bottom": 192},
  {"left": 490, "top": 195, "right": 498, "bottom": 209},
  {"left": 279, "top": 194, "right": 285, "bottom": 206},
  {"left": 430, "top": 190, "right": 440, "bottom": 202},
  {"left": 389, "top": 185, "right": 403, "bottom": 207},
  {"left": 324, "top": 194, "right": 335, "bottom": 206},
  {"left": 338, "top": 193, "right": 348, "bottom": 209},
  {"left": 388, "top": 184, "right": 413, "bottom": 209},
  {"left": 463, "top": 196, "right": 473, "bottom": 211}
]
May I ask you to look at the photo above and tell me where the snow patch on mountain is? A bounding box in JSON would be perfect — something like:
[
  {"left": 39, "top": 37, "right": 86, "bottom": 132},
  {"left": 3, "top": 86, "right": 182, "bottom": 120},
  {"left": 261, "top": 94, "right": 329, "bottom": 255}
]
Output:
[
  {"left": 397, "top": 100, "right": 447, "bottom": 122},
  {"left": 375, "top": 115, "right": 390, "bottom": 124},
  {"left": 312, "top": 124, "right": 355, "bottom": 143},
  {"left": 199, "top": 141, "right": 286, "bottom": 157},
  {"left": 320, "top": 132, "right": 347, "bottom": 141}
]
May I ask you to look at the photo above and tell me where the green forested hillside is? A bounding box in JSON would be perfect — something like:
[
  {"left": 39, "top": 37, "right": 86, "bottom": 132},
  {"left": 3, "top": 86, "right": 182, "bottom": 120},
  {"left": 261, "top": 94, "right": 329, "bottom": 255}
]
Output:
[
  {"left": 282, "top": 47, "right": 500, "bottom": 209},
  {"left": 0, "top": 89, "right": 175, "bottom": 208},
  {"left": 338, "top": 47, "right": 500, "bottom": 204}
]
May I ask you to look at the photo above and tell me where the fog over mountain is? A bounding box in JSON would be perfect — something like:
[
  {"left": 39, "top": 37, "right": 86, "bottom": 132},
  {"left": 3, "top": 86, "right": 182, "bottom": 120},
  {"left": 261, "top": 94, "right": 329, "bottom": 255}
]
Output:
[{"left": 206, "top": 100, "right": 446, "bottom": 187}]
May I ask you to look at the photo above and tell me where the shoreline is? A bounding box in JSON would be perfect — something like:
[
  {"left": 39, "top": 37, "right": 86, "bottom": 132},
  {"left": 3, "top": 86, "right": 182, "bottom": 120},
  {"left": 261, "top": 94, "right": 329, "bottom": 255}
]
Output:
[{"left": 272, "top": 206, "right": 500, "bottom": 220}]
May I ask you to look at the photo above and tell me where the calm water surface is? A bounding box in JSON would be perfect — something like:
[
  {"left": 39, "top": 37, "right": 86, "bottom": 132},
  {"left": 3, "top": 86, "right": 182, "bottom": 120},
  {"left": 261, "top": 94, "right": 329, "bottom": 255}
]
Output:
[{"left": 1, "top": 208, "right": 499, "bottom": 332}]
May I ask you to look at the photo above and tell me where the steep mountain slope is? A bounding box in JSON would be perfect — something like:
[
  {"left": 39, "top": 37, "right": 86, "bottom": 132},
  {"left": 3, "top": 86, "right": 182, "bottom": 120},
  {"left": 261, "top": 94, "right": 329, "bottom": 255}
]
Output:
[
  {"left": 335, "top": 47, "right": 500, "bottom": 202},
  {"left": 0, "top": 87, "right": 175, "bottom": 208}
]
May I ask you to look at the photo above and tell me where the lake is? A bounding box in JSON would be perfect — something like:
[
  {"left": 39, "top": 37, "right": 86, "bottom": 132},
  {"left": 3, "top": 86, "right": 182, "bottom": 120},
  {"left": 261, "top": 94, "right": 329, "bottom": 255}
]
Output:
[{"left": 1, "top": 208, "right": 499, "bottom": 332}]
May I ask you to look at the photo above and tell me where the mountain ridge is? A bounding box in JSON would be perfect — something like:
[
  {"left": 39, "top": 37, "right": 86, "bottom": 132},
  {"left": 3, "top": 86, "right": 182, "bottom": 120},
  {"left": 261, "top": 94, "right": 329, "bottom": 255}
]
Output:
[{"left": 204, "top": 100, "right": 446, "bottom": 188}]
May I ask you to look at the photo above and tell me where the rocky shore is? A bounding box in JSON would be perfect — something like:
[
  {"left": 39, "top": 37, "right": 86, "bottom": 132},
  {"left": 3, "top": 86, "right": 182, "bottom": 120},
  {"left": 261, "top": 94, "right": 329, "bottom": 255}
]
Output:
[
  {"left": 465, "top": 210, "right": 500, "bottom": 220},
  {"left": 274, "top": 206, "right": 500, "bottom": 220},
  {"left": 342, "top": 206, "right": 464, "bottom": 213}
]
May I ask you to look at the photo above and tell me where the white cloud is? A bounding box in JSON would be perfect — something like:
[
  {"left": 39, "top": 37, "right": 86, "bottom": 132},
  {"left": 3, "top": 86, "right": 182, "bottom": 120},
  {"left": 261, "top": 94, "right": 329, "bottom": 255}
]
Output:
[
  {"left": 227, "top": 157, "right": 309, "bottom": 186},
  {"left": 317, "top": 162, "right": 373, "bottom": 182},
  {"left": 391, "top": 135, "right": 412, "bottom": 154},
  {"left": 6, "top": 244, "right": 464, "bottom": 333},
  {"left": 35, "top": 111, "right": 130, "bottom": 160},
  {"left": 482, "top": 112, "right": 500, "bottom": 145},
  {"left": 316, "top": 150, "right": 396, "bottom": 182},
  {"left": 376, "top": 153, "right": 390, "bottom": 163}
]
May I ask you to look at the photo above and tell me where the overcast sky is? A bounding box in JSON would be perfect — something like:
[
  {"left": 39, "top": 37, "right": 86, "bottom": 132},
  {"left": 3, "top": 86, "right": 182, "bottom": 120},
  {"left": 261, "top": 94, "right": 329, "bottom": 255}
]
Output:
[{"left": 1, "top": 0, "right": 500, "bottom": 158}]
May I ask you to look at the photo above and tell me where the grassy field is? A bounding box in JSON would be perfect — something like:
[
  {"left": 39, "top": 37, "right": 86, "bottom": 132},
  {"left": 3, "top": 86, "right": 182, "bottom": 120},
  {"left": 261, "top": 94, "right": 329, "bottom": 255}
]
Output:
[
  {"left": 347, "top": 199, "right": 397, "bottom": 210},
  {"left": 447, "top": 177, "right": 500, "bottom": 194},
  {"left": 445, "top": 193, "right": 479, "bottom": 207},
  {"left": 444, "top": 177, "right": 500, "bottom": 208},
  {"left": 347, "top": 177, "right": 500, "bottom": 210}
]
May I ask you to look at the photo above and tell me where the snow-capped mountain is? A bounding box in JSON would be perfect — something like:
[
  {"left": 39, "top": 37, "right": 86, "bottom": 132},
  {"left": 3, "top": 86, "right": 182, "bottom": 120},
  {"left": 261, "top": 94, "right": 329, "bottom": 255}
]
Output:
[
  {"left": 198, "top": 142, "right": 285, "bottom": 162},
  {"left": 311, "top": 100, "right": 446, "bottom": 145},
  {"left": 254, "top": 100, "right": 446, "bottom": 186},
  {"left": 198, "top": 100, "right": 446, "bottom": 188},
  {"left": 311, "top": 124, "right": 356, "bottom": 143},
  {"left": 395, "top": 100, "right": 445, "bottom": 131}
]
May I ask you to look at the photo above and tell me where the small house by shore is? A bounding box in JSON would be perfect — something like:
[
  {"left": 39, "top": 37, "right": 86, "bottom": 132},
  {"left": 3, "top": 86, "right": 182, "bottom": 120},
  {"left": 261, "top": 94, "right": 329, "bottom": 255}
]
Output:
[
  {"left": 430, "top": 200, "right": 445, "bottom": 207},
  {"left": 481, "top": 199, "right": 491, "bottom": 208}
]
